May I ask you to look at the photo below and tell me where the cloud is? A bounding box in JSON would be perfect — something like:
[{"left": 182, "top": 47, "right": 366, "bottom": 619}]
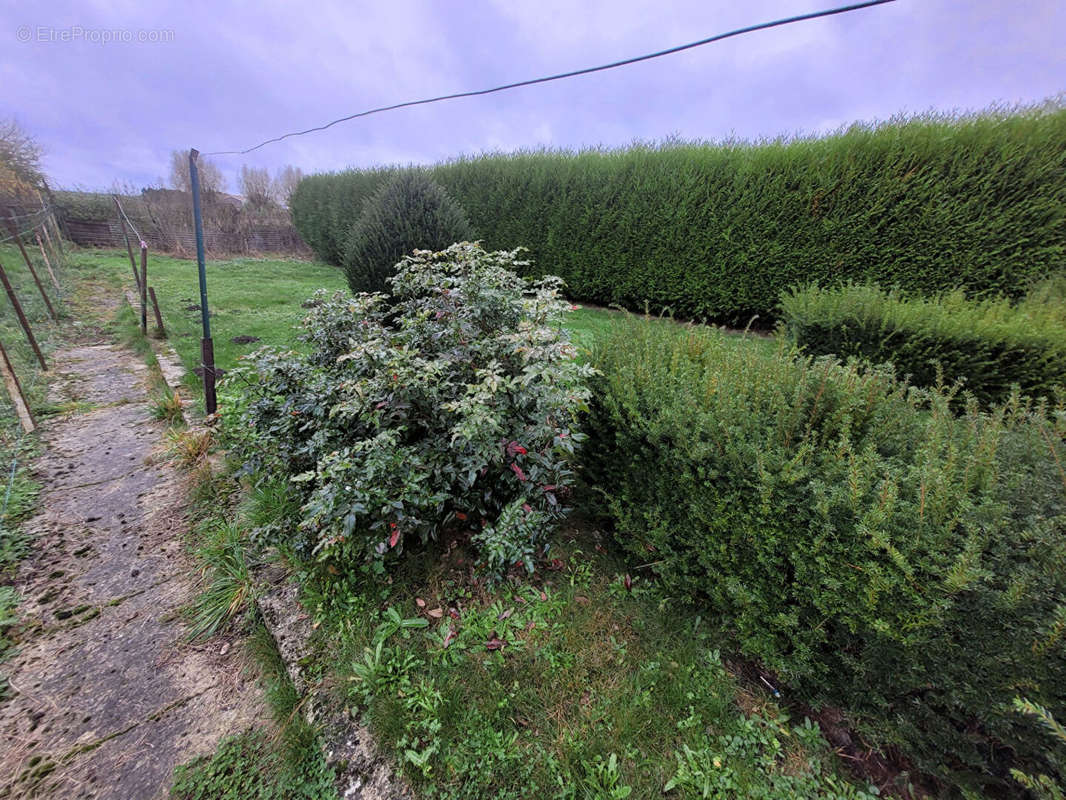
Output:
[{"left": 1, "top": 0, "right": 1062, "bottom": 191}]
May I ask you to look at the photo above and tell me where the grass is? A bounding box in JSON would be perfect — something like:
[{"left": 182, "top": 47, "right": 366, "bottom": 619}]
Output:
[
  {"left": 67, "top": 248, "right": 777, "bottom": 411},
  {"left": 290, "top": 524, "right": 878, "bottom": 799},
  {"left": 68, "top": 249, "right": 347, "bottom": 400}
]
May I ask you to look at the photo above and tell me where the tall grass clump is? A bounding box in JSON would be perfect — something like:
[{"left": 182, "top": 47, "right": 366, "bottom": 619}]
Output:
[
  {"left": 780, "top": 283, "right": 1066, "bottom": 407},
  {"left": 581, "top": 316, "right": 1066, "bottom": 794},
  {"left": 290, "top": 101, "right": 1066, "bottom": 324}
]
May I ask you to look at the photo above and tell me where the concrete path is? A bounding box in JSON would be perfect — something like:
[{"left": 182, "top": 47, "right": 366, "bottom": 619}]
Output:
[{"left": 0, "top": 337, "right": 266, "bottom": 799}]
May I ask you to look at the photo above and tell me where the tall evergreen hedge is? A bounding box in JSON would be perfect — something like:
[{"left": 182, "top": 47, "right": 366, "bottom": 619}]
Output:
[{"left": 290, "top": 103, "right": 1066, "bottom": 324}]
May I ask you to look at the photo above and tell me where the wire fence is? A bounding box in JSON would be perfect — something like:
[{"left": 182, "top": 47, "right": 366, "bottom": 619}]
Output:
[{"left": 0, "top": 202, "right": 69, "bottom": 550}]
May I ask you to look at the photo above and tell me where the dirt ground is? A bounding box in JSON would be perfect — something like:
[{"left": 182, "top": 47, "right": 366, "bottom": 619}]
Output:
[{"left": 0, "top": 328, "right": 268, "bottom": 798}]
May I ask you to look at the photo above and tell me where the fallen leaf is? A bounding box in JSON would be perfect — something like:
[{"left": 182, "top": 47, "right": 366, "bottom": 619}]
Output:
[
  {"left": 548, "top": 558, "right": 565, "bottom": 571},
  {"left": 486, "top": 634, "right": 506, "bottom": 651},
  {"left": 575, "top": 595, "right": 590, "bottom": 605},
  {"left": 448, "top": 607, "right": 461, "bottom": 620},
  {"left": 624, "top": 574, "right": 633, "bottom": 591},
  {"left": 539, "top": 591, "right": 548, "bottom": 602},
  {"left": 415, "top": 597, "right": 426, "bottom": 608},
  {"left": 497, "top": 608, "right": 513, "bottom": 621},
  {"left": 427, "top": 607, "right": 444, "bottom": 619},
  {"left": 524, "top": 620, "right": 535, "bottom": 632},
  {"left": 442, "top": 627, "right": 456, "bottom": 648}
]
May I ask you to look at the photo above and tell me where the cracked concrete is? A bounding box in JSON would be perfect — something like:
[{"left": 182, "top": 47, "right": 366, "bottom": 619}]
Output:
[{"left": 0, "top": 337, "right": 267, "bottom": 799}]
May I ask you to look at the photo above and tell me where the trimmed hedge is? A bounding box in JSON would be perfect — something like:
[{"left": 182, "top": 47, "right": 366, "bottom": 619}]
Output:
[
  {"left": 780, "top": 283, "right": 1066, "bottom": 407},
  {"left": 581, "top": 317, "right": 1066, "bottom": 794},
  {"left": 290, "top": 103, "right": 1066, "bottom": 324},
  {"left": 343, "top": 171, "right": 475, "bottom": 294}
]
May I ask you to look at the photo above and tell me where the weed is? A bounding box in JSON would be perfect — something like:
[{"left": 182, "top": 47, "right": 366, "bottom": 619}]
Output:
[
  {"left": 151, "top": 389, "right": 186, "bottom": 426},
  {"left": 186, "top": 520, "right": 256, "bottom": 641},
  {"left": 166, "top": 427, "right": 213, "bottom": 468}
]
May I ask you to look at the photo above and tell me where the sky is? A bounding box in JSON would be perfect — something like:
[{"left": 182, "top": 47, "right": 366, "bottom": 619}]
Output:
[{"left": 1, "top": 0, "right": 1064, "bottom": 193}]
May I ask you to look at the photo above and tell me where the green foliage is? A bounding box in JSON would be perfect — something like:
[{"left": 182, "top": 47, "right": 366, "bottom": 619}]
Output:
[
  {"left": 290, "top": 169, "right": 394, "bottom": 266},
  {"left": 228, "top": 243, "right": 593, "bottom": 576},
  {"left": 582, "top": 315, "right": 1066, "bottom": 793},
  {"left": 171, "top": 731, "right": 286, "bottom": 800},
  {"left": 780, "top": 283, "right": 1066, "bottom": 406},
  {"left": 292, "top": 102, "right": 1066, "bottom": 324},
  {"left": 1012, "top": 699, "right": 1066, "bottom": 800},
  {"left": 186, "top": 519, "right": 257, "bottom": 640},
  {"left": 342, "top": 170, "right": 475, "bottom": 295},
  {"left": 321, "top": 544, "right": 877, "bottom": 799}
]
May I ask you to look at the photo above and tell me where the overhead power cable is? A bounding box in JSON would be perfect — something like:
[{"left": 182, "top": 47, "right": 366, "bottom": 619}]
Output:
[{"left": 206, "top": 0, "right": 896, "bottom": 156}]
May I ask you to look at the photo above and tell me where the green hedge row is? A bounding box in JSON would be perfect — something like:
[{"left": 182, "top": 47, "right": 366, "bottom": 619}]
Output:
[
  {"left": 581, "top": 317, "right": 1066, "bottom": 794},
  {"left": 290, "top": 103, "right": 1066, "bottom": 324},
  {"left": 780, "top": 283, "right": 1066, "bottom": 407}
]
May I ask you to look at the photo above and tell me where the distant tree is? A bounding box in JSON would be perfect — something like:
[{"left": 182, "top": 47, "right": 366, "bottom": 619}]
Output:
[
  {"left": 169, "top": 149, "right": 226, "bottom": 196},
  {"left": 239, "top": 165, "right": 275, "bottom": 210},
  {"left": 0, "top": 118, "right": 47, "bottom": 200},
  {"left": 273, "top": 165, "right": 304, "bottom": 207}
]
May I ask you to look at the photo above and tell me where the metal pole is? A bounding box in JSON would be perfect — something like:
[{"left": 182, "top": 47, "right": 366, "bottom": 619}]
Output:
[
  {"left": 139, "top": 244, "right": 148, "bottom": 335},
  {"left": 5, "top": 215, "right": 57, "bottom": 321},
  {"left": 0, "top": 259, "right": 47, "bottom": 370},
  {"left": 189, "top": 149, "right": 216, "bottom": 415},
  {"left": 113, "top": 195, "right": 141, "bottom": 291}
]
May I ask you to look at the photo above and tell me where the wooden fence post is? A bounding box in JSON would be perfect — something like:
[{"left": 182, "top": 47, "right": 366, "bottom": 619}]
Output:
[
  {"left": 113, "top": 195, "right": 141, "bottom": 291},
  {"left": 35, "top": 230, "right": 62, "bottom": 295},
  {"left": 0, "top": 259, "right": 47, "bottom": 371},
  {"left": 5, "top": 215, "right": 57, "bottom": 321},
  {"left": 148, "top": 287, "right": 166, "bottom": 337},
  {"left": 0, "top": 338, "right": 35, "bottom": 433}
]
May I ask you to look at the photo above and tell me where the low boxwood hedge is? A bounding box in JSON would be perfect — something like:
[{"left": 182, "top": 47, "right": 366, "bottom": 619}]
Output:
[
  {"left": 581, "top": 317, "right": 1066, "bottom": 794},
  {"left": 780, "top": 283, "right": 1066, "bottom": 407}
]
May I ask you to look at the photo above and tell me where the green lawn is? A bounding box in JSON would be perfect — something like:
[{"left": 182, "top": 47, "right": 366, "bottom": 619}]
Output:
[{"left": 69, "top": 248, "right": 778, "bottom": 406}]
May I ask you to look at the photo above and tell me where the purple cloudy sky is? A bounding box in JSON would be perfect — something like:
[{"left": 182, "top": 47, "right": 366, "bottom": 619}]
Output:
[{"left": 2, "top": 0, "right": 1063, "bottom": 193}]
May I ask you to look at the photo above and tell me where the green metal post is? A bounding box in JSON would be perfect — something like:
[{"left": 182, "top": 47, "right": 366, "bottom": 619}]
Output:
[{"left": 189, "top": 149, "right": 217, "bottom": 414}]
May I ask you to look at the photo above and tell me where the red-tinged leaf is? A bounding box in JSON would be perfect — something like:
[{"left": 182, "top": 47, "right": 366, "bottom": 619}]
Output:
[
  {"left": 415, "top": 597, "right": 426, "bottom": 608},
  {"left": 375, "top": 401, "right": 387, "bottom": 409},
  {"left": 442, "top": 627, "right": 456, "bottom": 648},
  {"left": 624, "top": 574, "right": 633, "bottom": 591},
  {"left": 497, "top": 608, "right": 514, "bottom": 621},
  {"left": 389, "top": 528, "right": 400, "bottom": 548},
  {"left": 522, "top": 503, "right": 532, "bottom": 514},
  {"left": 541, "top": 484, "right": 557, "bottom": 492},
  {"left": 486, "top": 636, "right": 506, "bottom": 651},
  {"left": 448, "top": 607, "right": 461, "bottom": 620},
  {"left": 539, "top": 591, "right": 547, "bottom": 602},
  {"left": 427, "top": 607, "right": 444, "bottom": 619},
  {"left": 548, "top": 558, "right": 565, "bottom": 571},
  {"left": 575, "top": 595, "right": 590, "bottom": 606},
  {"left": 510, "top": 462, "right": 527, "bottom": 482},
  {"left": 454, "top": 511, "right": 467, "bottom": 521},
  {"left": 515, "top": 445, "right": 527, "bottom": 455}
]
